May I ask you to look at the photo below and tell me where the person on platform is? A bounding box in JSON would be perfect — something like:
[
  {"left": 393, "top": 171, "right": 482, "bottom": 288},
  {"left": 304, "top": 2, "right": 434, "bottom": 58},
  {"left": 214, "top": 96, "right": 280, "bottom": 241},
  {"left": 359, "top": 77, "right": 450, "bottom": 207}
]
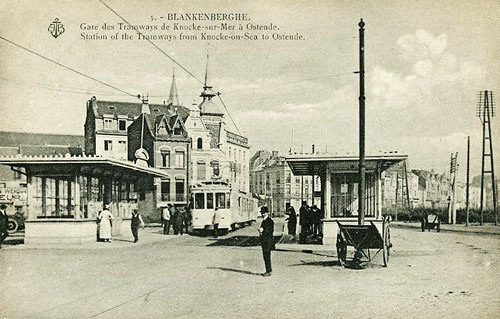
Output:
[
  {"left": 299, "top": 201, "right": 308, "bottom": 243},
  {"left": 170, "top": 204, "right": 179, "bottom": 235},
  {"left": 130, "top": 209, "right": 145, "bottom": 243},
  {"left": 177, "top": 207, "right": 185, "bottom": 236},
  {"left": 184, "top": 201, "right": 192, "bottom": 234},
  {"left": 0, "top": 204, "right": 9, "bottom": 249},
  {"left": 162, "top": 206, "right": 171, "bottom": 235},
  {"left": 212, "top": 207, "right": 222, "bottom": 238},
  {"left": 259, "top": 206, "right": 274, "bottom": 276},
  {"left": 286, "top": 206, "right": 297, "bottom": 236},
  {"left": 98, "top": 204, "right": 113, "bottom": 243}
]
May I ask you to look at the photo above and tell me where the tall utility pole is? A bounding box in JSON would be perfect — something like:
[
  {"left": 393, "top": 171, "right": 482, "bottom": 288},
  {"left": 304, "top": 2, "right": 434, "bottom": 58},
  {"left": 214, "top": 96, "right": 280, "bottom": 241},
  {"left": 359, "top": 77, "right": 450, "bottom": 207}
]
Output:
[
  {"left": 311, "top": 144, "right": 315, "bottom": 206},
  {"left": 448, "top": 152, "right": 458, "bottom": 224},
  {"left": 466, "top": 136, "right": 470, "bottom": 226},
  {"left": 357, "top": 18, "right": 366, "bottom": 226},
  {"left": 403, "top": 160, "right": 411, "bottom": 208},
  {"left": 395, "top": 173, "right": 399, "bottom": 221},
  {"left": 477, "top": 90, "right": 497, "bottom": 225}
]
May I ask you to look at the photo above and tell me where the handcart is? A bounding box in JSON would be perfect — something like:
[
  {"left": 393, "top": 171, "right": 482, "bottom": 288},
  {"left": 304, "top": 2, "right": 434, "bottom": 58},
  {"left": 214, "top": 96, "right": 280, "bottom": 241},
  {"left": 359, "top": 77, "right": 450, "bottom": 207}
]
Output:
[
  {"left": 421, "top": 214, "right": 441, "bottom": 232},
  {"left": 336, "top": 216, "right": 391, "bottom": 267}
]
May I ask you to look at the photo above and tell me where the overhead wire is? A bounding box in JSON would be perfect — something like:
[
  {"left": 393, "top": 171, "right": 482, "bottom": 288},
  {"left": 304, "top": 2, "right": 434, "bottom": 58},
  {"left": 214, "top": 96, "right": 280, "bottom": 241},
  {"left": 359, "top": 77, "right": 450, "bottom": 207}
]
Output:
[
  {"left": 99, "top": 0, "right": 203, "bottom": 85},
  {"left": 0, "top": 35, "right": 137, "bottom": 97}
]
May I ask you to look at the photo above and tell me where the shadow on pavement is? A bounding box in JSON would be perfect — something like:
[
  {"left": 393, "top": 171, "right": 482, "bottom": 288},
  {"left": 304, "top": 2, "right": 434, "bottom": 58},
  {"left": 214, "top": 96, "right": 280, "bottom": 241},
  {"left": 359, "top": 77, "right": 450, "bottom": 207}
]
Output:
[
  {"left": 207, "top": 266, "right": 262, "bottom": 276},
  {"left": 207, "top": 235, "right": 281, "bottom": 247},
  {"left": 290, "top": 259, "right": 341, "bottom": 267}
]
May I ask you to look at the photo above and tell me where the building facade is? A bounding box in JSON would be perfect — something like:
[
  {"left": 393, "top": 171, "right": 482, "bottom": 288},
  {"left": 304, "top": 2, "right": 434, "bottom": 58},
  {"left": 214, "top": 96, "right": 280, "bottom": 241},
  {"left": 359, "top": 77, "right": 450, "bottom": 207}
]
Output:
[
  {"left": 84, "top": 58, "right": 251, "bottom": 213},
  {"left": 250, "top": 150, "right": 313, "bottom": 216},
  {"left": 127, "top": 111, "right": 190, "bottom": 210}
]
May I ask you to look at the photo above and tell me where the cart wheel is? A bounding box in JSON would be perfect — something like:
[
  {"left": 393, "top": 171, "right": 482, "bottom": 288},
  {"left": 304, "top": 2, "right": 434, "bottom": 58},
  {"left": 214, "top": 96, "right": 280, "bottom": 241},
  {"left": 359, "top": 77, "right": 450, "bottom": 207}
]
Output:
[
  {"left": 336, "top": 235, "right": 347, "bottom": 266},
  {"left": 383, "top": 227, "right": 390, "bottom": 267},
  {"left": 7, "top": 219, "right": 18, "bottom": 234},
  {"left": 436, "top": 220, "right": 441, "bottom": 232}
]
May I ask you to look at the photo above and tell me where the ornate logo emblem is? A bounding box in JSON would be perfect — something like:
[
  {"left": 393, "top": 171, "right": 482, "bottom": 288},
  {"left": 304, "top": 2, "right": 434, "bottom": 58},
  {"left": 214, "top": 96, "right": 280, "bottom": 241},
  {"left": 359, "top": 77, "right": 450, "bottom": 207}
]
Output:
[{"left": 48, "top": 18, "right": 65, "bottom": 38}]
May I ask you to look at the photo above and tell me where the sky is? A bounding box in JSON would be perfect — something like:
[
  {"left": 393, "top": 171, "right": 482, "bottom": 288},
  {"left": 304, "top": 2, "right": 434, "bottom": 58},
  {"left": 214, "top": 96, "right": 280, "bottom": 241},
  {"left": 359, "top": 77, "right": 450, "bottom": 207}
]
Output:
[{"left": 1, "top": 0, "right": 499, "bottom": 182}]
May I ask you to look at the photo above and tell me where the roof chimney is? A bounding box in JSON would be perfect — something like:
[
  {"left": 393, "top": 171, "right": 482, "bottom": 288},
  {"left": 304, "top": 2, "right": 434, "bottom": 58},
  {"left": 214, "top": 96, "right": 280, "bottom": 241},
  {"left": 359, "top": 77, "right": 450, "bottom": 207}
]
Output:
[{"left": 272, "top": 151, "right": 278, "bottom": 158}]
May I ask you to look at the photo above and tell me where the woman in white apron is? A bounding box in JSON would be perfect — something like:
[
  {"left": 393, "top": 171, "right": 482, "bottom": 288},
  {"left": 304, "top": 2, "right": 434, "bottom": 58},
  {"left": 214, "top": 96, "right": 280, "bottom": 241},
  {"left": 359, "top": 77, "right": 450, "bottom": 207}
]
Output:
[{"left": 98, "top": 204, "right": 113, "bottom": 242}]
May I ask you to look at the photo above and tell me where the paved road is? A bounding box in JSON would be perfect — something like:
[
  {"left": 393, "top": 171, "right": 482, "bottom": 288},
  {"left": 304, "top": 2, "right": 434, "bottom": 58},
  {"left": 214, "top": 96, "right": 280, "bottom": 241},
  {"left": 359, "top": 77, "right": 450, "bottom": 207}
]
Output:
[{"left": 1, "top": 222, "right": 499, "bottom": 319}]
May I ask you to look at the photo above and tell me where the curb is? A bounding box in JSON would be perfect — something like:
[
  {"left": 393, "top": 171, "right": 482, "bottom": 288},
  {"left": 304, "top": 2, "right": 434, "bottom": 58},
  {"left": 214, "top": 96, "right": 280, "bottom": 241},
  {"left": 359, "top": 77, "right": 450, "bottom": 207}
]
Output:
[{"left": 392, "top": 222, "right": 500, "bottom": 236}]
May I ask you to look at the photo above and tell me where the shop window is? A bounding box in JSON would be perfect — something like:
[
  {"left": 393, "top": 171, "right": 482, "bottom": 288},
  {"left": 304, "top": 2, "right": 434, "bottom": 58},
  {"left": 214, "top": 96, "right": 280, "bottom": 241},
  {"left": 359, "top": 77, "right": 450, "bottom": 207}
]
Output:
[
  {"left": 175, "top": 179, "right": 185, "bottom": 201},
  {"left": 161, "top": 180, "right": 170, "bottom": 201}
]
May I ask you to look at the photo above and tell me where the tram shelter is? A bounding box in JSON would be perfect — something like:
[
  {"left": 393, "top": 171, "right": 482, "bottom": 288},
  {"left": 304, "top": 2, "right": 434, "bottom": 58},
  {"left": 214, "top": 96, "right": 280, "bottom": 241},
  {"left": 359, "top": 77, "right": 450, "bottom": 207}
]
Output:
[
  {"left": 0, "top": 154, "right": 169, "bottom": 244},
  {"left": 286, "top": 153, "right": 407, "bottom": 245}
]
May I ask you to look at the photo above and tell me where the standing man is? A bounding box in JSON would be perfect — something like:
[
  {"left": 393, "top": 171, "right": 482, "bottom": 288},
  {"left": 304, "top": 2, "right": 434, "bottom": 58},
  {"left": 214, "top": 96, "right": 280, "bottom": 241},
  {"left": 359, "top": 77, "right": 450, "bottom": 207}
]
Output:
[
  {"left": 162, "top": 206, "right": 171, "bottom": 235},
  {"left": 0, "top": 204, "right": 9, "bottom": 249},
  {"left": 299, "top": 201, "right": 308, "bottom": 244},
  {"left": 170, "top": 204, "right": 179, "bottom": 235},
  {"left": 130, "top": 209, "right": 145, "bottom": 243},
  {"left": 177, "top": 207, "right": 185, "bottom": 236},
  {"left": 259, "top": 206, "right": 274, "bottom": 277},
  {"left": 212, "top": 207, "right": 222, "bottom": 238}
]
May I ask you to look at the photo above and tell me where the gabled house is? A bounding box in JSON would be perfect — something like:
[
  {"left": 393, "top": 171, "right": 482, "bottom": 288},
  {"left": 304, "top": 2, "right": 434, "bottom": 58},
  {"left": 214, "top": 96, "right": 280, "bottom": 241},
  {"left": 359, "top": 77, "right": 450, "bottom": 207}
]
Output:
[{"left": 127, "top": 110, "right": 190, "bottom": 212}]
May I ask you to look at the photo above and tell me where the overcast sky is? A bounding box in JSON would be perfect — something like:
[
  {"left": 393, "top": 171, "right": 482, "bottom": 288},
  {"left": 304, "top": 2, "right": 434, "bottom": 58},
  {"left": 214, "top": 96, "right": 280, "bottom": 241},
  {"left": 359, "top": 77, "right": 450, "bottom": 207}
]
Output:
[{"left": 1, "top": 0, "right": 499, "bottom": 181}]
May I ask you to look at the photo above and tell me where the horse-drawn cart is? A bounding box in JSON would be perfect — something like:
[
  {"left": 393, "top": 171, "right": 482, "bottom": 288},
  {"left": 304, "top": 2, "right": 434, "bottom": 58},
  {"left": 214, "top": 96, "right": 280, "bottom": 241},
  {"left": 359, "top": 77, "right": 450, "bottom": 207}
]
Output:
[{"left": 336, "top": 216, "right": 391, "bottom": 267}]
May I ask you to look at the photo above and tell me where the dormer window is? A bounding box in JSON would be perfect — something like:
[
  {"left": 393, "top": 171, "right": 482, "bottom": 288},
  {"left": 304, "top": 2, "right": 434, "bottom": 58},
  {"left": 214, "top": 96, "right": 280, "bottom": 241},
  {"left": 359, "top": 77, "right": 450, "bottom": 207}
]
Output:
[
  {"left": 109, "top": 106, "right": 116, "bottom": 110},
  {"left": 173, "top": 125, "right": 182, "bottom": 135},
  {"left": 119, "top": 119, "right": 126, "bottom": 131},
  {"left": 104, "top": 118, "right": 113, "bottom": 130},
  {"left": 154, "top": 108, "right": 160, "bottom": 113}
]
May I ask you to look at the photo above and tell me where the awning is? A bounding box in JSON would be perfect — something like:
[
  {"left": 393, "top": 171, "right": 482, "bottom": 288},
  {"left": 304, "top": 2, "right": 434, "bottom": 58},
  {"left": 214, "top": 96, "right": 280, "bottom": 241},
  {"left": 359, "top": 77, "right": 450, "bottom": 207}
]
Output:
[
  {"left": 286, "top": 153, "right": 407, "bottom": 176},
  {"left": 0, "top": 154, "right": 170, "bottom": 179}
]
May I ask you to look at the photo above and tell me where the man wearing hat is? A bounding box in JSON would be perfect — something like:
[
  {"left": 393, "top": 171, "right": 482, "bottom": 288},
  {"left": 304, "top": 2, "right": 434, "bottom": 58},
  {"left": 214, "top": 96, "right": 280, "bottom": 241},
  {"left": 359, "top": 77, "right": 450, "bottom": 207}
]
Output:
[
  {"left": 0, "top": 204, "right": 8, "bottom": 248},
  {"left": 259, "top": 206, "right": 274, "bottom": 276}
]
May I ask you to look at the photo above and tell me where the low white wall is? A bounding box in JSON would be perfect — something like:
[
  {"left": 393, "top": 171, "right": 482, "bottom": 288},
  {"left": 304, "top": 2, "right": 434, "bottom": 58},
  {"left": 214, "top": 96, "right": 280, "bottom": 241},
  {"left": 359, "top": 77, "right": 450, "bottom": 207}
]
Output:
[{"left": 25, "top": 220, "right": 98, "bottom": 244}]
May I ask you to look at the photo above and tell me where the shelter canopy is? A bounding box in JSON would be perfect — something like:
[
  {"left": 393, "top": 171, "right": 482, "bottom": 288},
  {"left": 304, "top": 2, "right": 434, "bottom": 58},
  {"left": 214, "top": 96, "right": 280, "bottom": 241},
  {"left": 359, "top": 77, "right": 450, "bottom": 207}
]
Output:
[{"left": 286, "top": 153, "right": 407, "bottom": 176}]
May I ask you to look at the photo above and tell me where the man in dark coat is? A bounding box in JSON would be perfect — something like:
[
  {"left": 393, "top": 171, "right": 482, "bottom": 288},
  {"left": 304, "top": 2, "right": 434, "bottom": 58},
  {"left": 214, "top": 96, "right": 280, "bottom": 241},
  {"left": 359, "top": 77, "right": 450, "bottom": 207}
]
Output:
[
  {"left": 299, "top": 201, "right": 308, "bottom": 243},
  {"left": 259, "top": 206, "right": 274, "bottom": 276},
  {"left": 286, "top": 206, "right": 297, "bottom": 236},
  {"left": 0, "top": 204, "right": 9, "bottom": 249}
]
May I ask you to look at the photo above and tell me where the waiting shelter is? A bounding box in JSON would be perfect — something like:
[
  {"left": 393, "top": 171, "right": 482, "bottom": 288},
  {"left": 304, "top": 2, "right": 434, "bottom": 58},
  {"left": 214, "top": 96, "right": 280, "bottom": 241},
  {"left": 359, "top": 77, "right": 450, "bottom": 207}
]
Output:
[
  {"left": 0, "top": 154, "right": 170, "bottom": 244},
  {"left": 286, "top": 152, "right": 407, "bottom": 245}
]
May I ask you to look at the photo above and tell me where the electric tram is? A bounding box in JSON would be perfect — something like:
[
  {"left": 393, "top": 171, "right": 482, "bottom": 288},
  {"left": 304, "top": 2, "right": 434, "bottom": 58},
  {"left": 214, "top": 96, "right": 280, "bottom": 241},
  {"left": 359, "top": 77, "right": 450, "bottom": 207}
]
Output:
[{"left": 191, "top": 181, "right": 258, "bottom": 234}]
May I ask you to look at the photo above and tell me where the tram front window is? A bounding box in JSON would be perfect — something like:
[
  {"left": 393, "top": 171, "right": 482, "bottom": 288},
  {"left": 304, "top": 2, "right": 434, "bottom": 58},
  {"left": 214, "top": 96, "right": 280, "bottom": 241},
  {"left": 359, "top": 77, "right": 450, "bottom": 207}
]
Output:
[
  {"left": 195, "top": 193, "right": 205, "bottom": 209},
  {"left": 216, "top": 193, "right": 226, "bottom": 209},
  {"left": 207, "top": 193, "right": 214, "bottom": 209}
]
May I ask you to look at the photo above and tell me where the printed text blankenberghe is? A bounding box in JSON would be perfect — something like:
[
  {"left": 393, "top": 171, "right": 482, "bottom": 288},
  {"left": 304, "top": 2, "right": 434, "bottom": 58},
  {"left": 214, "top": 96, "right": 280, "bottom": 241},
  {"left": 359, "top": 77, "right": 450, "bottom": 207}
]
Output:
[{"left": 164, "top": 13, "right": 249, "bottom": 21}]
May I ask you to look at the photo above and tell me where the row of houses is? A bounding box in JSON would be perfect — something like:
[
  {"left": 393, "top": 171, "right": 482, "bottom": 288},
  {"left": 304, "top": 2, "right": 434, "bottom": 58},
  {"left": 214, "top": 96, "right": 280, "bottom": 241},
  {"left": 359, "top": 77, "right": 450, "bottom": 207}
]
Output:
[
  {"left": 0, "top": 58, "right": 250, "bottom": 224},
  {"left": 248, "top": 150, "right": 498, "bottom": 216}
]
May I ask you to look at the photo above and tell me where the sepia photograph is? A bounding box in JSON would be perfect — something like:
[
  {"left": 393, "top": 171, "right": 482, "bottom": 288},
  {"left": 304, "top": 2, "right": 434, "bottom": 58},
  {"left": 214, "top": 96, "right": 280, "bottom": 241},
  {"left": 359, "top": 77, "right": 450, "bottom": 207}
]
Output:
[{"left": 0, "top": 0, "right": 499, "bottom": 318}]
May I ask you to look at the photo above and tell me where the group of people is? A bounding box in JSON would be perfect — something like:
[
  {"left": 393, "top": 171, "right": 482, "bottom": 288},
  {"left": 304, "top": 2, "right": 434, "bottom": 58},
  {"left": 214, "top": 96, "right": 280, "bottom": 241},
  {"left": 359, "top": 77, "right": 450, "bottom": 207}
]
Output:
[
  {"left": 161, "top": 203, "right": 191, "bottom": 236},
  {"left": 285, "top": 201, "right": 323, "bottom": 241},
  {"left": 97, "top": 204, "right": 144, "bottom": 243}
]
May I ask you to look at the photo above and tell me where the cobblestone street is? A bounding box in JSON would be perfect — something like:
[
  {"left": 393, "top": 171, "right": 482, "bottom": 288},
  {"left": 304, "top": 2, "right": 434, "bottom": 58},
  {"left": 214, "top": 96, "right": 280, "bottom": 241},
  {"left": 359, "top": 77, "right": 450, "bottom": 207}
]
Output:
[{"left": 1, "top": 220, "right": 499, "bottom": 319}]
